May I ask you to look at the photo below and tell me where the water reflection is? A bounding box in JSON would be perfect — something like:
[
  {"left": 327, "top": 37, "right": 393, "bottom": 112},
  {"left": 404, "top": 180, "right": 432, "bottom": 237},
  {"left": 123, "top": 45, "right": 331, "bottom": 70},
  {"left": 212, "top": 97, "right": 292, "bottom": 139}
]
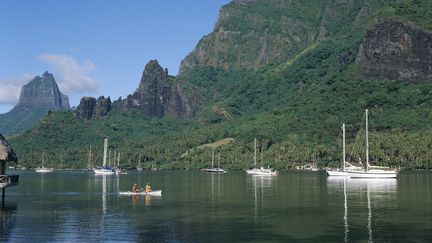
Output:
[
  {"left": 0, "top": 202, "right": 17, "bottom": 242},
  {"left": 249, "top": 175, "right": 277, "bottom": 223},
  {"left": 39, "top": 173, "right": 45, "bottom": 197},
  {"left": 210, "top": 173, "right": 221, "bottom": 200},
  {"left": 102, "top": 175, "right": 107, "bottom": 214},
  {"left": 327, "top": 178, "right": 397, "bottom": 242}
]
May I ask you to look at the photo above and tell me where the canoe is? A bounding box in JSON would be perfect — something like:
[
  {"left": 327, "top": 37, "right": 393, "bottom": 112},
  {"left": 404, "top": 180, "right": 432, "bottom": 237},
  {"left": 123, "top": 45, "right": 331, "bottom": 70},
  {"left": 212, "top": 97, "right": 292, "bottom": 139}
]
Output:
[{"left": 118, "top": 190, "right": 162, "bottom": 196}]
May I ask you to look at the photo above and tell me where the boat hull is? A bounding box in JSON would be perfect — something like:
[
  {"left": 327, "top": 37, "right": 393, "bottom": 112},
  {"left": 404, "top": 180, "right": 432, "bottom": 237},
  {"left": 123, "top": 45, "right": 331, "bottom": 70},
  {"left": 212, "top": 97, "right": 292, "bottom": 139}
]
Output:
[
  {"left": 93, "top": 168, "right": 114, "bottom": 175},
  {"left": 246, "top": 168, "right": 277, "bottom": 176},
  {"left": 35, "top": 168, "right": 54, "bottom": 173},
  {"left": 347, "top": 170, "right": 398, "bottom": 178},
  {"left": 206, "top": 168, "right": 226, "bottom": 173},
  {"left": 118, "top": 190, "right": 162, "bottom": 196},
  {"left": 326, "top": 170, "right": 349, "bottom": 176}
]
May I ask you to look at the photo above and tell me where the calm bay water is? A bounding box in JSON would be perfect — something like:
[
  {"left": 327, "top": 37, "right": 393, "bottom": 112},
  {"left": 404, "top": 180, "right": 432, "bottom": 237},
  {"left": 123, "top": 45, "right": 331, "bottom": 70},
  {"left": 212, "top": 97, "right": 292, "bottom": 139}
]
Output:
[{"left": 1, "top": 170, "right": 432, "bottom": 242}]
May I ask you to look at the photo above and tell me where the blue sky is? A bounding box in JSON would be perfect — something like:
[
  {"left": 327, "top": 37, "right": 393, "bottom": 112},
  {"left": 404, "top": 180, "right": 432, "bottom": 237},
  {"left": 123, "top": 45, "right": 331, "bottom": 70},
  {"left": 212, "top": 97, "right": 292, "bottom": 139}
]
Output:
[{"left": 0, "top": 0, "right": 231, "bottom": 113}]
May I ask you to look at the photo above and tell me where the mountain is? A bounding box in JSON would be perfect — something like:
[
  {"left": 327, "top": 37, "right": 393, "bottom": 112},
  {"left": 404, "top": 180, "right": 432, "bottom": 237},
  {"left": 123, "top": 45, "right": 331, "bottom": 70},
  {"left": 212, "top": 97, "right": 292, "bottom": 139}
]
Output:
[
  {"left": 74, "top": 60, "right": 201, "bottom": 120},
  {"left": 0, "top": 71, "right": 70, "bottom": 136},
  {"left": 179, "top": 0, "right": 381, "bottom": 73},
  {"left": 8, "top": 0, "right": 432, "bottom": 170}
]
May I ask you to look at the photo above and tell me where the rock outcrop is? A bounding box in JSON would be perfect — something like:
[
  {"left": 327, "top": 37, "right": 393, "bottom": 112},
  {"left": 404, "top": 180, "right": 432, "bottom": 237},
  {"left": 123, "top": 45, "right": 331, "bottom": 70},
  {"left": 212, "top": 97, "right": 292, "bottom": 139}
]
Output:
[
  {"left": 0, "top": 71, "right": 70, "bottom": 136},
  {"left": 12, "top": 71, "right": 70, "bottom": 112},
  {"left": 359, "top": 20, "right": 432, "bottom": 82},
  {"left": 75, "top": 60, "right": 200, "bottom": 120},
  {"left": 75, "top": 96, "right": 112, "bottom": 120}
]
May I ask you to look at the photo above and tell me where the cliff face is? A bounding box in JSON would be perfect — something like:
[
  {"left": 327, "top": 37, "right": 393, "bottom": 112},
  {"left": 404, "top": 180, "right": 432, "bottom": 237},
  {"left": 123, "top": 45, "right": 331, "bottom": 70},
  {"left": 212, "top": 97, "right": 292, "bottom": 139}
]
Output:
[
  {"left": 359, "top": 20, "right": 432, "bottom": 82},
  {"left": 179, "top": 0, "right": 377, "bottom": 74},
  {"left": 12, "top": 71, "right": 70, "bottom": 112},
  {"left": 74, "top": 96, "right": 112, "bottom": 120},
  {"left": 0, "top": 71, "right": 70, "bottom": 136},
  {"left": 75, "top": 60, "right": 200, "bottom": 120},
  {"left": 179, "top": 0, "right": 324, "bottom": 73}
]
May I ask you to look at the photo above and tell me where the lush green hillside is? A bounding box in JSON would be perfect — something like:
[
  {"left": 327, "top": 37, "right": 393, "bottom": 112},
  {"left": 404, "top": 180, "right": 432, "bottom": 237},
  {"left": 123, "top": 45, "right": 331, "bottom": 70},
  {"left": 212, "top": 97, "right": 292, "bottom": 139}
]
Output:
[
  {"left": 8, "top": 0, "right": 432, "bottom": 170},
  {"left": 0, "top": 108, "right": 51, "bottom": 136}
]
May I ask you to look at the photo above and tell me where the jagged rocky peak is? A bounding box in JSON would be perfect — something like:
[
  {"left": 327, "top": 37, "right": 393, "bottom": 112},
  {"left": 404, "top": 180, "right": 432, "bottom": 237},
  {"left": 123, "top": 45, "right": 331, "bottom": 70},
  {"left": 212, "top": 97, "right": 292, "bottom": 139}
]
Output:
[
  {"left": 75, "top": 96, "right": 112, "bottom": 120},
  {"left": 76, "top": 60, "right": 200, "bottom": 120},
  {"left": 136, "top": 60, "right": 169, "bottom": 92},
  {"left": 12, "top": 71, "right": 70, "bottom": 112},
  {"left": 359, "top": 20, "right": 432, "bottom": 83},
  {"left": 113, "top": 59, "right": 199, "bottom": 118}
]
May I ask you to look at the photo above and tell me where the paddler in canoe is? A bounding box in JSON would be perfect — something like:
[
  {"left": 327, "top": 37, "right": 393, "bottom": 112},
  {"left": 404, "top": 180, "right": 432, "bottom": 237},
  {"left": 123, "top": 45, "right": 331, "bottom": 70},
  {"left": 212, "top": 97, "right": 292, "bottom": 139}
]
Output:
[
  {"left": 145, "top": 182, "right": 152, "bottom": 193},
  {"left": 131, "top": 183, "right": 140, "bottom": 193}
]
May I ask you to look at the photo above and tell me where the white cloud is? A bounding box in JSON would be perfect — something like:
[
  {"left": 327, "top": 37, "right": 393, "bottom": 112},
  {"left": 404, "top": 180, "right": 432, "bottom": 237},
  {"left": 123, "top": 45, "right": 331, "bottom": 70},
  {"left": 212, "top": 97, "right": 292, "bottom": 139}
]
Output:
[
  {"left": 38, "top": 54, "right": 98, "bottom": 94},
  {"left": 0, "top": 74, "right": 34, "bottom": 105}
]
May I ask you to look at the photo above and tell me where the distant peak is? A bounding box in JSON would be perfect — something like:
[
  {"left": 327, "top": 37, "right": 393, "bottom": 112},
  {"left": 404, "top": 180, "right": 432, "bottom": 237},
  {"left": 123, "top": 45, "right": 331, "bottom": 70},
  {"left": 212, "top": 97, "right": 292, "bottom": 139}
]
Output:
[
  {"left": 145, "top": 59, "right": 162, "bottom": 71},
  {"left": 42, "top": 71, "right": 54, "bottom": 80}
]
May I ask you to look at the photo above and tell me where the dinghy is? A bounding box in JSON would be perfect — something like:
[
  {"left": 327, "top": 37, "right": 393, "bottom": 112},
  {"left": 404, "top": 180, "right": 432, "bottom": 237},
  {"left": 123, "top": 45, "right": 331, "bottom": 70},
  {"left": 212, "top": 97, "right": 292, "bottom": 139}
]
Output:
[{"left": 118, "top": 190, "right": 162, "bottom": 196}]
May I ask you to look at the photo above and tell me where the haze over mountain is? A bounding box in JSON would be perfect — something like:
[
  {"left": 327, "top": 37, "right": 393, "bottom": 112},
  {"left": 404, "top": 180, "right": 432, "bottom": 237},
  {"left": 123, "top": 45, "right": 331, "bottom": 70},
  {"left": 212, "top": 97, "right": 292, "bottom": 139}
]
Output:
[
  {"left": 8, "top": 0, "right": 432, "bottom": 170},
  {"left": 0, "top": 71, "right": 70, "bottom": 136}
]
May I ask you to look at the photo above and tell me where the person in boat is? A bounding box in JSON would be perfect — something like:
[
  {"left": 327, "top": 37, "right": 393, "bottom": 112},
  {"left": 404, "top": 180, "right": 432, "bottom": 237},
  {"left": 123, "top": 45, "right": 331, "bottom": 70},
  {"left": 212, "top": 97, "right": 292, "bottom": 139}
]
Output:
[
  {"left": 131, "top": 183, "right": 139, "bottom": 193},
  {"left": 145, "top": 183, "right": 152, "bottom": 193}
]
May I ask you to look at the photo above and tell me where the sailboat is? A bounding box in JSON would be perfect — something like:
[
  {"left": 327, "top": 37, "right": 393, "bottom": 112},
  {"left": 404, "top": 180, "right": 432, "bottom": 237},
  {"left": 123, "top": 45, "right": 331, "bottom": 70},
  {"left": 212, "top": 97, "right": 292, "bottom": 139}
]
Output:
[
  {"left": 35, "top": 152, "right": 54, "bottom": 173},
  {"left": 347, "top": 109, "right": 398, "bottom": 178},
  {"left": 137, "top": 154, "right": 143, "bottom": 171},
  {"left": 327, "top": 123, "right": 362, "bottom": 176},
  {"left": 86, "top": 145, "right": 94, "bottom": 171},
  {"left": 246, "top": 138, "right": 277, "bottom": 176},
  {"left": 206, "top": 148, "right": 226, "bottom": 173},
  {"left": 93, "top": 138, "right": 115, "bottom": 175},
  {"left": 151, "top": 160, "right": 158, "bottom": 171},
  {"left": 114, "top": 153, "right": 127, "bottom": 175}
]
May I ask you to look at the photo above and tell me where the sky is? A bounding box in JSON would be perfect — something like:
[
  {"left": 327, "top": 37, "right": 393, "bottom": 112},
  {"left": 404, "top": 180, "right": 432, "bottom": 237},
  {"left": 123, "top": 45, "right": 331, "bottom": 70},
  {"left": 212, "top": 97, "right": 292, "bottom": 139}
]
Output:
[{"left": 0, "top": 0, "right": 231, "bottom": 113}]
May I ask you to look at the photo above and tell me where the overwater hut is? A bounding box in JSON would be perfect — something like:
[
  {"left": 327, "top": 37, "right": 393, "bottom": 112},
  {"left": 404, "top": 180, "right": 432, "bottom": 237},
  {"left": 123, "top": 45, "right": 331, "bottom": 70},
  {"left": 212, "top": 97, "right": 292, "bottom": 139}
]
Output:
[{"left": 0, "top": 134, "right": 19, "bottom": 192}]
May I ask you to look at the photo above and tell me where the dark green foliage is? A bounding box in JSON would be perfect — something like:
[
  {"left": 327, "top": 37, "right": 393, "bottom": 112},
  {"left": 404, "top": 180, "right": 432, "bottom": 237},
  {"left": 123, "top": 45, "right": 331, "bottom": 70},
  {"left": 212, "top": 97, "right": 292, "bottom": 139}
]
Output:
[{"left": 0, "top": 108, "right": 51, "bottom": 136}]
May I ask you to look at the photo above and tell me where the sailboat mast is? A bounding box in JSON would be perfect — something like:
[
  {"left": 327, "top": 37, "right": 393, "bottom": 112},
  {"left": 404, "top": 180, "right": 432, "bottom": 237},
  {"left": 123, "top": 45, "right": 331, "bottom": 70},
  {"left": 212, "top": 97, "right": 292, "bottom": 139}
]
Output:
[
  {"left": 42, "top": 152, "right": 45, "bottom": 168},
  {"left": 365, "top": 109, "right": 369, "bottom": 171},
  {"left": 103, "top": 138, "right": 108, "bottom": 167},
  {"left": 218, "top": 152, "right": 221, "bottom": 168},
  {"left": 342, "top": 123, "right": 346, "bottom": 171},
  {"left": 254, "top": 138, "right": 257, "bottom": 167},
  {"left": 211, "top": 148, "right": 215, "bottom": 168},
  {"left": 88, "top": 145, "right": 93, "bottom": 168},
  {"left": 117, "top": 153, "right": 120, "bottom": 167}
]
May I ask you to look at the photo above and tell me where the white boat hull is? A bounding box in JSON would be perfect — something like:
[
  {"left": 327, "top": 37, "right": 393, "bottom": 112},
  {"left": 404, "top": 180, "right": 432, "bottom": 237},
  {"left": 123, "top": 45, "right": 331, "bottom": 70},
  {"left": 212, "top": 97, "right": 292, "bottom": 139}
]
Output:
[
  {"left": 206, "top": 168, "right": 226, "bottom": 173},
  {"left": 35, "top": 168, "right": 54, "bottom": 173},
  {"left": 93, "top": 168, "right": 114, "bottom": 175},
  {"left": 347, "top": 170, "right": 398, "bottom": 178},
  {"left": 118, "top": 190, "right": 162, "bottom": 196},
  {"left": 326, "top": 170, "right": 349, "bottom": 176},
  {"left": 246, "top": 167, "right": 277, "bottom": 176}
]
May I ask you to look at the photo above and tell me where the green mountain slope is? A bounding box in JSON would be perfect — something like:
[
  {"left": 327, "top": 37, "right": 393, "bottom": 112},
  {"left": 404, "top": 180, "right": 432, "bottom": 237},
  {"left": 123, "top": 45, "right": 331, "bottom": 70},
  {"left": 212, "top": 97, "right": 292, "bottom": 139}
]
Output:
[{"left": 8, "top": 0, "right": 432, "bottom": 170}]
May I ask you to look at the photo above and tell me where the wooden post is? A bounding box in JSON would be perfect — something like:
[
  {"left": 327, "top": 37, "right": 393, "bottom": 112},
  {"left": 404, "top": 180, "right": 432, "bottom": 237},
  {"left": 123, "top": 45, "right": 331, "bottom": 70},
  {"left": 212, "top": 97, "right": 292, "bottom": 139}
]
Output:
[{"left": 1, "top": 161, "right": 5, "bottom": 205}]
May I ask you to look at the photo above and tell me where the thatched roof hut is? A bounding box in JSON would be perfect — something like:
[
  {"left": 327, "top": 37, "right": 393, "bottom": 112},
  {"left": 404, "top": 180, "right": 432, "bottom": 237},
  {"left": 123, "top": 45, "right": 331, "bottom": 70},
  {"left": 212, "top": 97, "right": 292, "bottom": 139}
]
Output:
[{"left": 0, "top": 134, "right": 17, "bottom": 162}]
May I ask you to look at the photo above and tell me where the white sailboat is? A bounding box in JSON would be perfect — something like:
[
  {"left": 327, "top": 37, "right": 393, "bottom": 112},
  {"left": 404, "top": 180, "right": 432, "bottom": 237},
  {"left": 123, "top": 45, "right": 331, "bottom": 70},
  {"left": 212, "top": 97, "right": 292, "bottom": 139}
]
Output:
[
  {"left": 327, "top": 123, "right": 361, "bottom": 176},
  {"left": 93, "top": 138, "right": 115, "bottom": 175},
  {"left": 35, "top": 152, "right": 54, "bottom": 173},
  {"left": 206, "top": 148, "right": 226, "bottom": 173},
  {"left": 137, "top": 154, "right": 143, "bottom": 171},
  {"left": 246, "top": 138, "right": 277, "bottom": 176},
  {"left": 347, "top": 109, "right": 398, "bottom": 179},
  {"left": 114, "top": 153, "right": 127, "bottom": 175}
]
